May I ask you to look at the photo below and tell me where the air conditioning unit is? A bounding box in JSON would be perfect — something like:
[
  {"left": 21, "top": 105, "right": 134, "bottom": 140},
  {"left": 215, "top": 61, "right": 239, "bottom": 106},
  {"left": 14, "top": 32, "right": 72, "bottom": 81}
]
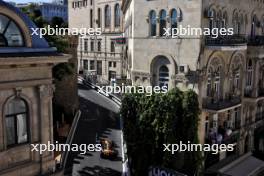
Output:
[{"left": 179, "top": 64, "right": 189, "bottom": 74}]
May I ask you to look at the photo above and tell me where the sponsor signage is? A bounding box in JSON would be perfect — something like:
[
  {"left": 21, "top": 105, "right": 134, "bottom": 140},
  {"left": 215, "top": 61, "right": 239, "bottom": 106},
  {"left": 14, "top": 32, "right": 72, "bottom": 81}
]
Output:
[
  {"left": 113, "top": 37, "right": 126, "bottom": 45},
  {"left": 148, "top": 166, "right": 187, "bottom": 176}
]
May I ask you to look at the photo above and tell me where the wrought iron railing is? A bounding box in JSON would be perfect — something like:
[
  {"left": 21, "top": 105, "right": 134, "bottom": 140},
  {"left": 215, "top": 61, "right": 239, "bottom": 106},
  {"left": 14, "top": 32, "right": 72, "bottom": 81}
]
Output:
[
  {"left": 202, "top": 96, "right": 241, "bottom": 111},
  {"left": 205, "top": 34, "right": 247, "bottom": 46}
]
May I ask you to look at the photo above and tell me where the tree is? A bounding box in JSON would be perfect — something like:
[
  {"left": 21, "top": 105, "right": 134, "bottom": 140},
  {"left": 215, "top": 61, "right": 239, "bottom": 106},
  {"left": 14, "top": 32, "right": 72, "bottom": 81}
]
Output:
[
  {"left": 120, "top": 88, "right": 202, "bottom": 175},
  {"left": 51, "top": 16, "right": 64, "bottom": 28}
]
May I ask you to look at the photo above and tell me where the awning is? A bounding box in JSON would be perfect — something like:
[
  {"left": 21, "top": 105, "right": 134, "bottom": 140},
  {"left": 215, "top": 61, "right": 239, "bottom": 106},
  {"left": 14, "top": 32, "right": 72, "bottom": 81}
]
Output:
[{"left": 219, "top": 154, "right": 264, "bottom": 176}]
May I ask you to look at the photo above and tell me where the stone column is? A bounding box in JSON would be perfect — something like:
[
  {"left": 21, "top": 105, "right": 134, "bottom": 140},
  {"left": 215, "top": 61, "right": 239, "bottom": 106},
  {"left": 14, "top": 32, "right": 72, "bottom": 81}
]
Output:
[{"left": 38, "top": 84, "right": 55, "bottom": 174}]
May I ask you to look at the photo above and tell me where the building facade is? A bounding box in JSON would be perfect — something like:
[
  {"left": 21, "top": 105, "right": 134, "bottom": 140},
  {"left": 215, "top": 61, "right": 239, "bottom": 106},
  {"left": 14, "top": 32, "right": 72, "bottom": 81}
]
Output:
[
  {"left": 39, "top": 2, "right": 68, "bottom": 22},
  {"left": 0, "top": 1, "right": 69, "bottom": 175},
  {"left": 69, "top": 0, "right": 124, "bottom": 84},
  {"left": 122, "top": 0, "right": 264, "bottom": 174}
]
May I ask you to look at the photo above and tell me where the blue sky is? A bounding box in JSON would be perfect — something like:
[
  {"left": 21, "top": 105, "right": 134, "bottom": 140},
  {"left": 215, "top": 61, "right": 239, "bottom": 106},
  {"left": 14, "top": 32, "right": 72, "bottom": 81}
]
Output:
[{"left": 5, "top": 0, "right": 52, "bottom": 3}]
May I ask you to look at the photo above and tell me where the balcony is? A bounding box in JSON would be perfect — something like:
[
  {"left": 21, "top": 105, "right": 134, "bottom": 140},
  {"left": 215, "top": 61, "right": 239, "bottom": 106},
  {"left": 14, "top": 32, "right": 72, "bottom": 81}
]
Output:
[
  {"left": 205, "top": 35, "right": 247, "bottom": 50},
  {"left": 244, "top": 87, "right": 264, "bottom": 99},
  {"left": 206, "top": 127, "right": 240, "bottom": 145},
  {"left": 203, "top": 96, "right": 242, "bottom": 112},
  {"left": 248, "top": 35, "right": 264, "bottom": 46}
]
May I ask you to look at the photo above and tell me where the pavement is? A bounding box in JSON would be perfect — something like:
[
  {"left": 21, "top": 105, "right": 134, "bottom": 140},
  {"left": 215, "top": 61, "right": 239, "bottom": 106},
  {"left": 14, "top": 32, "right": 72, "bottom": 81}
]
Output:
[{"left": 64, "top": 84, "right": 122, "bottom": 176}]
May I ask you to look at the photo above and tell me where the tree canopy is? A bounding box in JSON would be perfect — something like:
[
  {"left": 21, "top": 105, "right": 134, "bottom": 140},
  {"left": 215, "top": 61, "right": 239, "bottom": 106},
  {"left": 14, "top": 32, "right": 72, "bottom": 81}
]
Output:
[{"left": 120, "top": 88, "right": 202, "bottom": 175}]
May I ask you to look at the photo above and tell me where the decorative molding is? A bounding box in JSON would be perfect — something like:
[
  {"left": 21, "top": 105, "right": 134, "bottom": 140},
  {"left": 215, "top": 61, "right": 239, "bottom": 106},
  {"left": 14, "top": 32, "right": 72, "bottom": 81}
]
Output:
[
  {"left": 38, "top": 84, "right": 54, "bottom": 98},
  {"left": 14, "top": 87, "right": 23, "bottom": 98},
  {"left": 132, "top": 71, "right": 151, "bottom": 78}
]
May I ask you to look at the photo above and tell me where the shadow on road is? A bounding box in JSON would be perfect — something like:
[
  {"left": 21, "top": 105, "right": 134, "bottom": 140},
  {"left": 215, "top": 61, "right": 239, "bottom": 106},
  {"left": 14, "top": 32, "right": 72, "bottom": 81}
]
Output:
[{"left": 64, "top": 85, "right": 122, "bottom": 176}]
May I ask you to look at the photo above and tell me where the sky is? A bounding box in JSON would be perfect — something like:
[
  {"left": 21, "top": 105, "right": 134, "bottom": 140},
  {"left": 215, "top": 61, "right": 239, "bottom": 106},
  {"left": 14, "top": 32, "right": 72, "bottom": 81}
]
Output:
[{"left": 4, "top": 0, "right": 52, "bottom": 3}]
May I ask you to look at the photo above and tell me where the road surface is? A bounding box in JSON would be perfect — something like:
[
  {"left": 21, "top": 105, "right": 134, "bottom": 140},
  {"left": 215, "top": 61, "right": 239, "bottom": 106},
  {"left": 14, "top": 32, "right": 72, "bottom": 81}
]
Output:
[{"left": 64, "top": 84, "right": 122, "bottom": 176}]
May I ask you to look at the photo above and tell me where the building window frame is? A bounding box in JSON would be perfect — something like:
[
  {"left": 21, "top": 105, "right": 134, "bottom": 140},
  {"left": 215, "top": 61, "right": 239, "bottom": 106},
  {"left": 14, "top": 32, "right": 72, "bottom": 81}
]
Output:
[{"left": 5, "top": 98, "right": 29, "bottom": 148}]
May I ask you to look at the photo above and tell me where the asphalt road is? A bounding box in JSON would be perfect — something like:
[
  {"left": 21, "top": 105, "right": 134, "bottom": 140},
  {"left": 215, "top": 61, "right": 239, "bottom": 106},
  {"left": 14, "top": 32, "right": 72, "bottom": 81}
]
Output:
[{"left": 65, "top": 84, "right": 122, "bottom": 176}]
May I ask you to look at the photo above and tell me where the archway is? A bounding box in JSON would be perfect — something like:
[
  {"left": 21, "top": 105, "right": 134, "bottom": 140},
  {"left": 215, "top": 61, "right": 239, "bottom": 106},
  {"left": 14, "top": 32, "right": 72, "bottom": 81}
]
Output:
[{"left": 151, "top": 56, "right": 172, "bottom": 89}]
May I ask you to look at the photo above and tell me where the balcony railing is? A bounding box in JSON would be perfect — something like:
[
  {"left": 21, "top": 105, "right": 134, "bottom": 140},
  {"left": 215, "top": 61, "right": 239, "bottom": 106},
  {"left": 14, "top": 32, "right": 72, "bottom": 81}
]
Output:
[
  {"left": 248, "top": 35, "right": 264, "bottom": 46},
  {"left": 203, "top": 96, "right": 241, "bottom": 111},
  {"left": 206, "top": 128, "right": 239, "bottom": 145},
  {"left": 205, "top": 35, "right": 247, "bottom": 46}
]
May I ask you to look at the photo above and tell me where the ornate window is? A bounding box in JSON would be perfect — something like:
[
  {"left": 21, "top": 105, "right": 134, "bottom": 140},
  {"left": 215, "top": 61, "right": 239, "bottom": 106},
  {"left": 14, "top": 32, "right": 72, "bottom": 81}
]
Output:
[
  {"left": 251, "top": 15, "right": 258, "bottom": 36},
  {"left": 114, "top": 4, "right": 120, "bottom": 27},
  {"left": 222, "top": 11, "right": 228, "bottom": 28},
  {"left": 5, "top": 98, "right": 29, "bottom": 147},
  {"left": 214, "top": 66, "right": 221, "bottom": 99},
  {"left": 0, "top": 14, "right": 24, "bottom": 47},
  {"left": 233, "top": 12, "right": 239, "bottom": 34},
  {"left": 104, "top": 5, "right": 111, "bottom": 28},
  {"left": 159, "top": 65, "right": 169, "bottom": 88},
  {"left": 207, "top": 58, "right": 223, "bottom": 99},
  {"left": 209, "top": 9, "right": 216, "bottom": 31},
  {"left": 149, "top": 10, "right": 156, "bottom": 36},
  {"left": 246, "top": 59, "right": 253, "bottom": 87},
  {"left": 207, "top": 67, "right": 213, "bottom": 96},
  {"left": 159, "top": 10, "right": 166, "bottom": 36},
  {"left": 217, "top": 10, "right": 222, "bottom": 29}
]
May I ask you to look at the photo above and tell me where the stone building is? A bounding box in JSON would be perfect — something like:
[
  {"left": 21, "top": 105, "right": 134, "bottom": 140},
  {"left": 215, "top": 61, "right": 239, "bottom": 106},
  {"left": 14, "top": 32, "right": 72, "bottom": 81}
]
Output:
[
  {"left": 122, "top": 0, "right": 264, "bottom": 174},
  {"left": 68, "top": 0, "right": 124, "bottom": 84},
  {"left": 0, "top": 0, "right": 69, "bottom": 175},
  {"left": 39, "top": 2, "right": 68, "bottom": 22}
]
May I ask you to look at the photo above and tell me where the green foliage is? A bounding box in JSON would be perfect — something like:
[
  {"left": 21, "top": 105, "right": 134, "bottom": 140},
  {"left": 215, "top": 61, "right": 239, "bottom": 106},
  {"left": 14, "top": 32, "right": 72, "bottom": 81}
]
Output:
[
  {"left": 53, "top": 63, "right": 74, "bottom": 81},
  {"left": 51, "top": 16, "right": 64, "bottom": 27},
  {"left": 120, "top": 88, "right": 202, "bottom": 175},
  {"left": 22, "top": 5, "right": 72, "bottom": 80}
]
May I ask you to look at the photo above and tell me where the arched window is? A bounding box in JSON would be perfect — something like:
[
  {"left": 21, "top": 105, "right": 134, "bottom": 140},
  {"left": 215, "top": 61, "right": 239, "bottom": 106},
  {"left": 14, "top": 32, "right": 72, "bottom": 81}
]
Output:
[
  {"left": 5, "top": 98, "right": 29, "bottom": 147},
  {"left": 233, "top": 12, "right": 239, "bottom": 34},
  {"left": 159, "top": 65, "right": 169, "bottom": 88},
  {"left": 104, "top": 5, "right": 111, "bottom": 28},
  {"left": 159, "top": 10, "right": 167, "bottom": 36},
  {"left": 149, "top": 10, "right": 156, "bottom": 36},
  {"left": 239, "top": 15, "right": 244, "bottom": 34},
  {"left": 222, "top": 11, "right": 228, "bottom": 28},
  {"left": 170, "top": 9, "right": 177, "bottom": 29},
  {"left": 97, "top": 8, "right": 101, "bottom": 28},
  {"left": 247, "top": 59, "right": 253, "bottom": 86},
  {"left": 114, "top": 4, "right": 120, "bottom": 27},
  {"left": 251, "top": 15, "right": 258, "bottom": 37},
  {"left": 0, "top": 14, "right": 24, "bottom": 47},
  {"left": 231, "top": 63, "right": 241, "bottom": 92},
  {"left": 214, "top": 66, "right": 221, "bottom": 99},
  {"left": 207, "top": 67, "right": 213, "bottom": 96},
  {"left": 98, "top": 41, "right": 101, "bottom": 52},
  {"left": 206, "top": 62, "right": 222, "bottom": 99},
  {"left": 217, "top": 10, "right": 222, "bottom": 29},
  {"left": 209, "top": 9, "right": 216, "bottom": 31}
]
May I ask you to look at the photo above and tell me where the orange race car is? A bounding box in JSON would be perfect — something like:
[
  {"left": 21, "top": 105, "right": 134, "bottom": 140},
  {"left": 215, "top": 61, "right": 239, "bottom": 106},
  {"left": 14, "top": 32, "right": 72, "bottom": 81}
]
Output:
[{"left": 100, "top": 139, "right": 118, "bottom": 159}]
